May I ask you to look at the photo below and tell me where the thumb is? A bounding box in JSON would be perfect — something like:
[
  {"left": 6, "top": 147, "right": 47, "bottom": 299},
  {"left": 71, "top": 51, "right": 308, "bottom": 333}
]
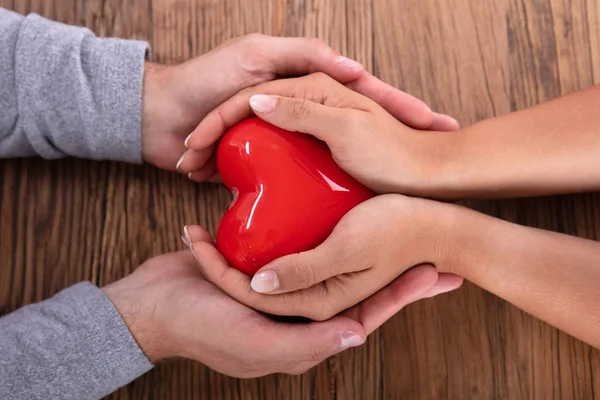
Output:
[
  {"left": 248, "top": 94, "right": 359, "bottom": 144},
  {"left": 250, "top": 242, "right": 361, "bottom": 295},
  {"left": 270, "top": 315, "right": 367, "bottom": 366}
]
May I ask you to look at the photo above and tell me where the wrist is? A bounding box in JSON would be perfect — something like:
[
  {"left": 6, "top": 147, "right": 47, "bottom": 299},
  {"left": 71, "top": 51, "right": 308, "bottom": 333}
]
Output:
[
  {"left": 408, "top": 129, "right": 470, "bottom": 200},
  {"left": 385, "top": 194, "right": 472, "bottom": 277},
  {"left": 426, "top": 200, "right": 482, "bottom": 277},
  {"left": 141, "top": 62, "right": 176, "bottom": 166},
  {"left": 102, "top": 273, "right": 171, "bottom": 363}
]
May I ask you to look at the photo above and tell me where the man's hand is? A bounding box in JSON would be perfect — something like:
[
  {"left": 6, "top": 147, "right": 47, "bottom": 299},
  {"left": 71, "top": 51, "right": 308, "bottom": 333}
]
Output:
[
  {"left": 185, "top": 195, "right": 464, "bottom": 322},
  {"left": 140, "top": 34, "right": 457, "bottom": 174},
  {"left": 101, "top": 227, "right": 460, "bottom": 377},
  {"left": 180, "top": 72, "right": 459, "bottom": 193}
]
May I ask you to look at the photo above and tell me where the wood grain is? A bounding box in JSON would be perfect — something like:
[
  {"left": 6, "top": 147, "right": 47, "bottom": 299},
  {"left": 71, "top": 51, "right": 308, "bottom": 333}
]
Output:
[{"left": 1, "top": 0, "right": 600, "bottom": 398}]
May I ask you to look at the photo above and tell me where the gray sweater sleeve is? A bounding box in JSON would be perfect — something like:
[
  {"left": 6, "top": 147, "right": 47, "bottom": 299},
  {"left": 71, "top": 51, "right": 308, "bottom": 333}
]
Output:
[
  {"left": 0, "top": 9, "right": 154, "bottom": 399},
  {"left": 0, "top": 8, "right": 149, "bottom": 163},
  {"left": 0, "top": 283, "right": 153, "bottom": 400}
]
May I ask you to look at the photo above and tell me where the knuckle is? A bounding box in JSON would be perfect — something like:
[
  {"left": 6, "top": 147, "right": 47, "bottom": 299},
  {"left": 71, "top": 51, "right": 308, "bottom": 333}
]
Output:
[
  {"left": 290, "top": 98, "right": 314, "bottom": 119},
  {"left": 298, "top": 284, "right": 337, "bottom": 321},
  {"left": 311, "top": 300, "right": 335, "bottom": 321},
  {"left": 332, "top": 219, "right": 363, "bottom": 248},
  {"left": 291, "top": 261, "right": 317, "bottom": 289},
  {"left": 345, "top": 112, "right": 367, "bottom": 131},
  {"left": 330, "top": 276, "right": 353, "bottom": 300}
]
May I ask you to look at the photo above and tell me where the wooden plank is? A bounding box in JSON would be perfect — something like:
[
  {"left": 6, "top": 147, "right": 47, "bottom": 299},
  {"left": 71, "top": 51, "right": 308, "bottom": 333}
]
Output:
[{"left": 1, "top": 0, "right": 599, "bottom": 398}]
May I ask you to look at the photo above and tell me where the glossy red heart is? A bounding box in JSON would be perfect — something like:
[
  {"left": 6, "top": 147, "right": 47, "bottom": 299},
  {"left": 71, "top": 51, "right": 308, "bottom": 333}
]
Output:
[{"left": 215, "top": 117, "right": 375, "bottom": 276}]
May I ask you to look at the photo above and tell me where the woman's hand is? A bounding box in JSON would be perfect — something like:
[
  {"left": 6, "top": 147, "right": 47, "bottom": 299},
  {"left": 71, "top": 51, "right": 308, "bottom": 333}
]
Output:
[
  {"left": 185, "top": 195, "right": 464, "bottom": 321},
  {"left": 180, "top": 73, "right": 459, "bottom": 193},
  {"left": 102, "top": 228, "right": 460, "bottom": 377},
  {"left": 140, "top": 34, "right": 456, "bottom": 174},
  {"left": 186, "top": 193, "right": 600, "bottom": 350}
]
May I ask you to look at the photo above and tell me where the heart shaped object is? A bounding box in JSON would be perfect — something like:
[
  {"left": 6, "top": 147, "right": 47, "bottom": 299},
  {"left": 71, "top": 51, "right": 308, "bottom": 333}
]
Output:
[{"left": 215, "top": 117, "right": 375, "bottom": 276}]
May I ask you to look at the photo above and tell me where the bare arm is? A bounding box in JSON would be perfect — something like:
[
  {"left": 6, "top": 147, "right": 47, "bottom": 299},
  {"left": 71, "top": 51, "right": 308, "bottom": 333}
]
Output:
[
  {"left": 187, "top": 74, "right": 600, "bottom": 199},
  {"left": 191, "top": 193, "right": 600, "bottom": 350},
  {"left": 437, "top": 84, "right": 600, "bottom": 198},
  {"left": 443, "top": 208, "right": 600, "bottom": 348}
]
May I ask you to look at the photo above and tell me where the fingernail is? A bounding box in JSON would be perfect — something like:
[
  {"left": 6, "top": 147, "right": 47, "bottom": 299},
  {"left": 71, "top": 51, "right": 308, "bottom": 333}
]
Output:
[
  {"left": 249, "top": 94, "right": 277, "bottom": 114},
  {"left": 181, "top": 226, "right": 191, "bottom": 248},
  {"left": 184, "top": 133, "right": 193, "bottom": 147},
  {"left": 188, "top": 172, "right": 194, "bottom": 180},
  {"left": 181, "top": 236, "right": 190, "bottom": 248},
  {"left": 176, "top": 151, "right": 188, "bottom": 170},
  {"left": 189, "top": 243, "right": 199, "bottom": 262},
  {"left": 250, "top": 270, "right": 280, "bottom": 293},
  {"left": 336, "top": 56, "right": 362, "bottom": 70},
  {"left": 340, "top": 331, "right": 364, "bottom": 349}
]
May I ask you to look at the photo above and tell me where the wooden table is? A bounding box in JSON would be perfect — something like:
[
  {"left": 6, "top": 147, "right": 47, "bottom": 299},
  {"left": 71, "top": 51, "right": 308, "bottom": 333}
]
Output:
[{"left": 1, "top": 0, "right": 600, "bottom": 398}]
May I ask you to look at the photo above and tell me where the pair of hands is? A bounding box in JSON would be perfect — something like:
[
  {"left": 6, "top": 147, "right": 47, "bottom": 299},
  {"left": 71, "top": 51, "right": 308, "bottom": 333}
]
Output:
[
  {"left": 104, "top": 235, "right": 460, "bottom": 377},
  {"left": 176, "top": 69, "right": 466, "bottom": 322},
  {"left": 105, "top": 34, "right": 462, "bottom": 377}
]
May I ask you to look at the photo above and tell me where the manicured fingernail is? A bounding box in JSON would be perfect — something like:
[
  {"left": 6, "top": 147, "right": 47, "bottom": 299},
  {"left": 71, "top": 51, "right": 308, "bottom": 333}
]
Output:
[
  {"left": 249, "top": 94, "right": 276, "bottom": 114},
  {"left": 184, "top": 133, "right": 193, "bottom": 147},
  {"left": 181, "top": 226, "right": 191, "bottom": 248},
  {"left": 188, "top": 172, "right": 193, "bottom": 180},
  {"left": 336, "top": 56, "right": 362, "bottom": 70},
  {"left": 176, "top": 151, "right": 188, "bottom": 170},
  {"left": 250, "top": 270, "right": 280, "bottom": 293},
  {"left": 340, "top": 331, "right": 364, "bottom": 349},
  {"left": 189, "top": 243, "right": 199, "bottom": 261},
  {"left": 181, "top": 236, "right": 189, "bottom": 247}
]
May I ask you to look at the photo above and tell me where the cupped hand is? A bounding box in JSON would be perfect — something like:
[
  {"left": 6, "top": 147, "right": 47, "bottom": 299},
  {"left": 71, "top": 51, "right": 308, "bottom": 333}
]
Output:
[
  {"left": 140, "top": 34, "right": 453, "bottom": 174},
  {"left": 180, "top": 72, "right": 459, "bottom": 193},
  {"left": 184, "top": 195, "right": 464, "bottom": 322},
  {"left": 102, "top": 227, "right": 459, "bottom": 377}
]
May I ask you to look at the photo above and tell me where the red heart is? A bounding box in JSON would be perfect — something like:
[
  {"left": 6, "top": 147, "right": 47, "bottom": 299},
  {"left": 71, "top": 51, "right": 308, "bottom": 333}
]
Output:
[{"left": 215, "top": 117, "right": 375, "bottom": 276}]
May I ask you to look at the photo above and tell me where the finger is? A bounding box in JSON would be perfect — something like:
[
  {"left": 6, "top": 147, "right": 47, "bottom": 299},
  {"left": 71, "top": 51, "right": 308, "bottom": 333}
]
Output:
[
  {"left": 189, "top": 239, "right": 329, "bottom": 319},
  {"left": 259, "top": 36, "right": 365, "bottom": 81},
  {"left": 419, "top": 273, "right": 464, "bottom": 298},
  {"left": 249, "top": 244, "right": 359, "bottom": 295},
  {"left": 345, "top": 73, "right": 433, "bottom": 129},
  {"left": 185, "top": 95, "right": 250, "bottom": 150},
  {"left": 248, "top": 94, "right": 355, "bottom": 143},
  {"left": 185, "top": 34, "right": 366, "bottom": 152},
  {"left": 187, "top": 157, "right": 218, "bottom": 182},
  {"left": 267, "top": 315, "right": 367, "bottom": 366},
  {"left": 185, "top": 225, "right": 214, "bottom": 244},
  {"left": 186, "top": 72, "right": 372, "bottom": 151},
  {"left": 428, "top": 113, "right": 460, "bottom": 132},
  {"left": 343, "top": 265, "right": 439, "bottom": 334},
  {"left": 176, "top": 147, "right": 214, "bottom": 173},
  {"left": 189, "top": 238, "right": 254, "bottom": 298}
]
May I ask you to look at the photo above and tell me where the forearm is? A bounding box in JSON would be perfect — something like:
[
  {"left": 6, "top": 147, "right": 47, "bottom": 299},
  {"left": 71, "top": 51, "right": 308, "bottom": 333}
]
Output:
[
  {"left": 0, "top": 8, "right": 148, "bottom": 162},
  {"left": 430, "top": 84, "right": 600, "bottom": 198},
  {"left": 445, "top": 209, "right": 600, "bottom": 348},
  {"left": 0, "top": 282, "right": 152, "bottom": 400}
]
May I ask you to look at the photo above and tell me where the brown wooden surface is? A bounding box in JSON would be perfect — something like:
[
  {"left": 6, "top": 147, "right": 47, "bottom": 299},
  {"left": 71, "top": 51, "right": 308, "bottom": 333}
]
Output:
[{"left": 1, "top": 0, "right": 600, "bottom": 398}]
